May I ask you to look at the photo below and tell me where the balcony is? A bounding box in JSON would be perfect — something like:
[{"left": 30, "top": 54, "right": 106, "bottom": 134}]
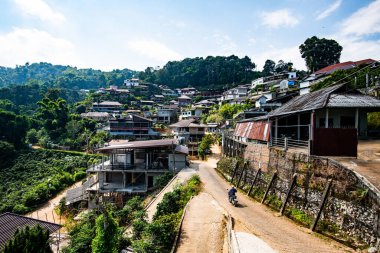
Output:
[{"left": 89, "top": 162, "right": 169, "bottom": 172}]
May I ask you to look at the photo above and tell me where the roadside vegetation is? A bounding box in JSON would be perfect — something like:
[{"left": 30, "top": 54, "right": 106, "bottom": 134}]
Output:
[
  {"left": 62, "top": 175, "right": 201, "bottom": 253},
  {"left": 0, "top": 149, "right": 100, "bottom": 214}
]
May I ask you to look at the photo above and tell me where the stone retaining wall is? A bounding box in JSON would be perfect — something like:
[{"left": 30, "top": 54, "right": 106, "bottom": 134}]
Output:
[{"left": 219, "top": 141, "right": 380, "bottom": 249}]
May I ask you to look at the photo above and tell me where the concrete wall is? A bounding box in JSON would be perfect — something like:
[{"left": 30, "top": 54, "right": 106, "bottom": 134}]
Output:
[{"left": 169, "top": 154, "right": 187, "bottom": 171}]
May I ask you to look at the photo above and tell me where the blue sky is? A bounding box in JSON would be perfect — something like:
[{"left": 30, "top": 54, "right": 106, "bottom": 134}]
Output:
[{"left": 0, "top": 0, "right": 379, "bottom": 71}]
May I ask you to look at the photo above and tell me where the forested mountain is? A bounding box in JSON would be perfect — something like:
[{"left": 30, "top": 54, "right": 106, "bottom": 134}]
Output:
[
  {"left": 0, "top": 62, "right": 137, "bottom": 89},
  {"left": 139, "top": 55, "right": 262, "bottom": 90}
]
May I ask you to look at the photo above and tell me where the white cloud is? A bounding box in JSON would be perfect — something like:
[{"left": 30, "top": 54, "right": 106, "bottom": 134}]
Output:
[
  {"left": 211, "top": 33, "right": 239, "bottom": 56},
  {"left": 261, "top": 9, "right": 299, "bottom": 28},
  {"left": 316, "top": 0, "right": 342, "bottom": 20},
  {"left": 127, "top": 40, "right": 182, "bottom": 62},
  {"left": 252, "top": 45, "right": 306, "bottom": 71},
  {"left": 336, "top": 35, "right": 380, "bottom": 63},
  {"left": 13, "top": 0, "right": 66, "bottom": 24},
  {"left": 0, "top": 28, "right": 79, "bottom": 67},
  {"left": 341, "top": 0, "right": 380, "bottom": 36},
  {"left": 248, "top": 38, "right": 256, "bottom": 45}
]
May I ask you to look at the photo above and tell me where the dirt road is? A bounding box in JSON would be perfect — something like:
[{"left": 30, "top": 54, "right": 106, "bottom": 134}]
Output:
[
  {"left": 25, "top": 181, "right": 83, "bottom": 225},
  {"left": 190, "top": 156, "right": 354, "bottom": 253}
]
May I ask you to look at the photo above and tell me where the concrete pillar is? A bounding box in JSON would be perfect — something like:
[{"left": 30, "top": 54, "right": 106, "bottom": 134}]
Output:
[
  {"left": 355, "top": 108, "right": 359, "bottom": 135},
  {"left": 275, "top": 118, "right": 278, "bottom": 139},
  {"left": 325, "top": 108, "right": 329, "bottom": 128},
  {"left": 297, "top": 114, "right": 301, "bottom": 140}
]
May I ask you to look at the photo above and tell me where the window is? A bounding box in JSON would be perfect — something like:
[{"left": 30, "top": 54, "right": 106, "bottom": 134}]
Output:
[
  {"left": 340, "top": 116, "right": 355, "bottom": 128},
  {"left": 319, "top": 118, "right": 334, "bottom": 128}
]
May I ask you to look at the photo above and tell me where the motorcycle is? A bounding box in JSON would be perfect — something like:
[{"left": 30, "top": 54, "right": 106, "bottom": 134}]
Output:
[{"left": 228, "top": 194, "right": 238, "bottom": 206}]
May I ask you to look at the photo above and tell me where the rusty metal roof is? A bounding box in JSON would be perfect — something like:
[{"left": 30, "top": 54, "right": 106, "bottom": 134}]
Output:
[{"left": 0, "top": 213, "right": 61, "bottom": 249}]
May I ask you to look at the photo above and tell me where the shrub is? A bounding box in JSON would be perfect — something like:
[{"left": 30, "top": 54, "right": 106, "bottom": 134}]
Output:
[
  {"left": 154, "top": 172, "right": 174, "bottom": 188},
  {"left": 3, "top": 225, "right": 52, "bottom": 253}
]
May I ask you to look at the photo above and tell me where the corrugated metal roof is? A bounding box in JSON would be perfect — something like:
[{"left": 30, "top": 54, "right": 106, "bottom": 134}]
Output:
[
  {"left": 265, "top": 84, "right": 345, "bottom": 117},
  {"left": 175, "top": 145, "right": 189, "bottom": 154},
  {"left": 327, "top": 94, "right": 380, "bottom": 108},
  {"left": 234, "top": 121, "right": 270, "bottom": 141},
  {"left": 0, "top": 213, "right": 61, "bottom": 248},
  {"left": 66, "top": 177, "right": 96, "bottom": 205},
  {"left": 170, "top": 119, "right": 195, "bottom": 128}
]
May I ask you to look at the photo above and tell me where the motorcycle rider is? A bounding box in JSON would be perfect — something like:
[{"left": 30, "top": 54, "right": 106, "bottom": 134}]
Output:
[{"left": 228, "top": 186, "right": 237, "bottom": 203}]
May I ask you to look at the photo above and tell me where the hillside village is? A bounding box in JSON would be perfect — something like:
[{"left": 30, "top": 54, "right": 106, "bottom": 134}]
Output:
[{"left": 1, "top": 56, "right": 380, "bottom": 252}]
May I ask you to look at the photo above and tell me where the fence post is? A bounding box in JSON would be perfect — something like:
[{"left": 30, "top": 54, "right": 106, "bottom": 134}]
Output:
[
  {"left": 311, "top": 179, "right": 332, "bottom": 231},
  {"left": 262, "top": 172, "right": 277, "bottom": 204},
  {"left": 247, "top": 168, "right": 261, "bottom": 196},
  {"left": 280, "top": 173, "right": 298, "bottom": 215},
  {"left": 237, "top": 162, "right": 248, "bottom": 188},
  {"left": 230, "top": 162, "right": 239, "bottom": 183},
  {"left": 284, "top": 137, "right": 288, "bottom": 151}
]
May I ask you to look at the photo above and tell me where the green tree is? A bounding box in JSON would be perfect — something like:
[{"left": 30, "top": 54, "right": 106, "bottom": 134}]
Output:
[
  {"left": 26, "top": 129, "right": 39, "bottom": 144},
  {"left": 198, "top": 134, "right": 215, "bottom": 159},
  {"left": 299, "top": 36, "right": 343, "bottom": 72},
  {"left": 91, "top": 210, "right": 120, "bottom": 253},
  {"left": 275, "top": 60, "right": 293, "bottom": 73},
  {"left": 262, "top": 59, "right": 275, "bottom": 76},
  {"left": 3, "top": 225, "right": 52, "bottom": 253},
  {"left": 0, "top": 109, "right": 29, "bottom": 149},
  {"left": 37, "top": 97, "right": 69, "bottom": 140}
]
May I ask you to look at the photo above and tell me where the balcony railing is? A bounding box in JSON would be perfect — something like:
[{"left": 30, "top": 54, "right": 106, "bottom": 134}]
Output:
[{"left": 98, "top": 163, "right": 169, "bottom": 171}]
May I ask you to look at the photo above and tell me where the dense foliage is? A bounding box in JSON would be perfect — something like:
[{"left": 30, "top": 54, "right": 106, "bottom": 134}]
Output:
[
  {"left": 63, "top": 211, "right": 98, "bottom": 253},
  {"left": 198, "top": 134, "right": 215, "bottom": 159},
  {"left": 92, "top": 210, "right": 120, "bottom": 253},
  {"left": 132, "top": 175, "right": 201, "bottom": 253},
  {"left": 0, "top": 149, "right": 100, "bottom": 214},
  {"left": 0, "top": 109, "right": 29, "bottom": 149},
  {"left": 310, "top": 63, "right": 380, "bottom": 91},
  {"left": 139, "top": 55, "right": 261, "bottom": 90},
  {"left": 0, "top": 62, "right": 136, "bottom": 88},
  {"left": 299, "top": 36, "right": 343, "bottom": 72},
  {"left": 2, "top": 225, "right": 52, "bottom": 253}
]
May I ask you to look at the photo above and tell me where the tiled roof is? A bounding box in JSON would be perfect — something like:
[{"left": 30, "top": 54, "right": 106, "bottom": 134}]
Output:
[
  {"left": 0, "top": 213, "right": 61, "bottom": 249},
  {"left": 314, "top": 62, "right": 355, "bottom": 75},
  {"left": 314, "top": 59, "right": 376, "bottom": 75}
]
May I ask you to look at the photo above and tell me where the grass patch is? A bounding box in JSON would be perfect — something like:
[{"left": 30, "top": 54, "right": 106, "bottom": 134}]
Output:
[
  {"left": 287, "top": 208, "right": 313, "bottom": 227},
  {"left": 266, "top": 194, "right": 283, "bottom": 210}
]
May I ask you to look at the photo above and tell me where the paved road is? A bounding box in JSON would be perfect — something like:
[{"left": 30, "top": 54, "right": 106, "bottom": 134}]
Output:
[
  {"left": 194, "top": 157, "right": 354, "bottom": 253},
  {"left": 146, "top": 168, "right": 197, "bottom": 222},
  {"left": 176, "top": 192, "right": 226, "bottom": 253}
]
